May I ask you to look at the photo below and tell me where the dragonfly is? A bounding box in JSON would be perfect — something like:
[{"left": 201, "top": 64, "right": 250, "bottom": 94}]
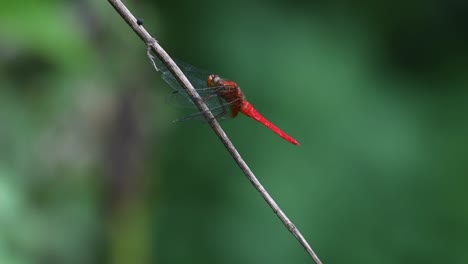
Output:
[{"left": 148, "top": 51, "right": 300, "bottom": 146}]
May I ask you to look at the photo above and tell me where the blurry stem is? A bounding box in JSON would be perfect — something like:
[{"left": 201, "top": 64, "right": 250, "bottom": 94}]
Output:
[{"left": 107, "top": 1, "right": 322, "bottom": 263}]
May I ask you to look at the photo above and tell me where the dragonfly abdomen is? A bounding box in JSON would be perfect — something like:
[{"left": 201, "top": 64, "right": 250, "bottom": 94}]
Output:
[{"left": 240, "top": 101, "right": 300, "bottom": 145}]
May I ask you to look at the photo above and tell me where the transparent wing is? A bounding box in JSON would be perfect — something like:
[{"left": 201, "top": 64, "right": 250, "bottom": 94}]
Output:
[
  {"left": 151, "top": 54, "right": 214, "bottom": 91},
  {"left": 175, "top": 105, "right": 229, "bottom": 122},
  {"left": 148, "top": 52, "right": 232, "bottom": 109},
  {"left": 174, "top": 98, "right": 243, "bottom": 122},
  {"left": 165, "top": 88, "right": 223, "bottom": 109},
  {"left": 147, "top": 51, "right": 239, "bottom": 121}
]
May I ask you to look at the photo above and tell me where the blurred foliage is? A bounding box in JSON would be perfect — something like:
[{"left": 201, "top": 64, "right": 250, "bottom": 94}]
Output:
[{"left": 0, "top": 0, "right": 467, "bottom": 263}]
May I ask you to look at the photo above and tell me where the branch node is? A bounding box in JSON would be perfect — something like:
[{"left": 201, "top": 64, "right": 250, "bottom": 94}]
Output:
[{"left": 146, "top": 42, "right": 159, "bottom": 72}]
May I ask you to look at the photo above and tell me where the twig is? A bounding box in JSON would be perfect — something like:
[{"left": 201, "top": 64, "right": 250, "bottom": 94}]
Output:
[{"left": 107, "top": 1, "right": 322, "bottom": 263}]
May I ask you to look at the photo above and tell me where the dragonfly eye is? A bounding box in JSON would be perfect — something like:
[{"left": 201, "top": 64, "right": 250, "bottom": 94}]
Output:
[{"left": 207, "top": 74, "right": 221, "bottom": 87}]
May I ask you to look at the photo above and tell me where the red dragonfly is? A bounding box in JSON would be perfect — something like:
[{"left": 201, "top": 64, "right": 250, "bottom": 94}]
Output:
[{"left": 150, "top": 55, "right": 300, "bottom": 146}]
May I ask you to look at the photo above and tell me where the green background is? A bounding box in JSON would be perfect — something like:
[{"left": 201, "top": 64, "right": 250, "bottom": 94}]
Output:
[{"left": 1, "top": 0, "right": 467, "bottom": 263}]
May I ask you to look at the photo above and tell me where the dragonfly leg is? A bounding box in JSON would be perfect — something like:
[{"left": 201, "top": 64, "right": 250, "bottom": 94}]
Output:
[
  {"left": 202, "top": 94, "right": 227, "bottom": 120},
  {"left": 206, "top": 107, "right": 227, "bottom": 121},
  {"left": 202, "top": 93, "right": 217, "bottom": 102},
  {"left": 171, "top": 90, "right": 233, "bottom": 122},
  {"left": 213, "top": 96, "right": 227, "bottom": 119}
]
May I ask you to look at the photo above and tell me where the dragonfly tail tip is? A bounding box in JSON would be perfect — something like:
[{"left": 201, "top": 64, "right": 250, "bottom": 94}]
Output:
[{"left": 291, "top": 139, "right": 300, "bottom": 146}]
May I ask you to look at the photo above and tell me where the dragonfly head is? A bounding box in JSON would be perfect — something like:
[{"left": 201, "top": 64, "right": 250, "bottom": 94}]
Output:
[{"left": 207, "top": 74, "right": 221, "bottom": 87}]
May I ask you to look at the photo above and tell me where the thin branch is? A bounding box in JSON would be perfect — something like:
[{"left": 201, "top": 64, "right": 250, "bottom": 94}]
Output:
[{"left": 107, "top": 1, "right": 322, "bottom": 263}]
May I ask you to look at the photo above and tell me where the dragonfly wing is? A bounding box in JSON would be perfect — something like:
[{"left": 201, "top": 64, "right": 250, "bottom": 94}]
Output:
[
  {"left": 160, "top": 71, "right": 185, "bottom": 92},
  {"left": 165, "top": 91, "right": 194, "bottom": 108},
  {"left": 149, "top": 52, "right": 236, "bottom": 118},
  {"left": 175, "top": 97, "right": 243, "bottom": 122},
  {"left": 175, "top": 101, "right": 232, "bottom": 122},
  {"left": 165, "top": 84, "right": 229, "bottom": 110},
  {"left": 151, "top": 55, "right": 228, "bottom": 108},
  {"left": 153, "top": 55, "right": 212, "bottom": 90}
]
